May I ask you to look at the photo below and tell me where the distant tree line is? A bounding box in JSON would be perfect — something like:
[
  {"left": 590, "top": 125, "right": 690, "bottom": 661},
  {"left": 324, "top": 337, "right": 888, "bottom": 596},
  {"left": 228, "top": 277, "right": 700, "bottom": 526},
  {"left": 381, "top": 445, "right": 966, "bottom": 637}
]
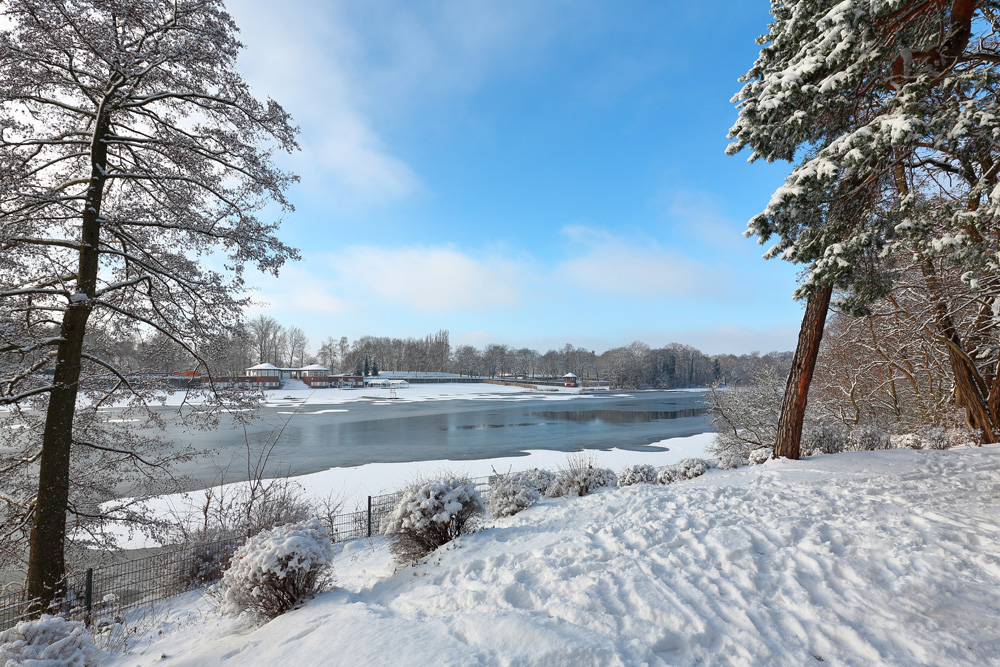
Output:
[
  {"left": 164, "top": 317, "right": 788, "bottom": 389},
  {"left": 77, "top": 313, "right": 793, "bottom": 391}
]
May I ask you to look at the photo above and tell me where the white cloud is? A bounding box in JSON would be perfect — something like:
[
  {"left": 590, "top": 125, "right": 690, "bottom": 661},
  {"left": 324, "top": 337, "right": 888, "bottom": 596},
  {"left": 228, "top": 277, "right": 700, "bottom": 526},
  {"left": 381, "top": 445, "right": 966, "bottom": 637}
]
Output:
[
  {"left": 226, "top": 0, "right": 420, "bottom": 204},
  {"left": 355, "top": 1, "right": 570, "bottom": 112},
  {"left": 656, "top": 189, "right": 759, "bottom": 253},
  {"left": 556, "top": 225, "right": 724, "bottom": 298},
  {"left": 329, "top": 246, "right": 526, "bottom": 312},
  {"left": 668, "top": 324, "right": 799, "bottom": 356},
  {"left": 225, "top": 0, "right": 574, "bottom": 206},
  {"left": 247, "top": 266, "right": 353, "bottom": 319},
  {"left": 245, "top": 230, "right": 799, "bottom": 356}
]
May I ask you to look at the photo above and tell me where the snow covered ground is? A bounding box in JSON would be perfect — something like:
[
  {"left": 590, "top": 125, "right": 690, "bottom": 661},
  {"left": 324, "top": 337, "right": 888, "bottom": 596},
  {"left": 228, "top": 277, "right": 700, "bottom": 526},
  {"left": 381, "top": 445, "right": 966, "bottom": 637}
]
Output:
[
  {"left": 111, "top": 433, "right": 714, "bottom": 549},
  {"left": 150, "top": 380, "right": 594, "bottom": 408},
  {"left": 107, "top": 445, "right": 1000, "bottom": 666}
]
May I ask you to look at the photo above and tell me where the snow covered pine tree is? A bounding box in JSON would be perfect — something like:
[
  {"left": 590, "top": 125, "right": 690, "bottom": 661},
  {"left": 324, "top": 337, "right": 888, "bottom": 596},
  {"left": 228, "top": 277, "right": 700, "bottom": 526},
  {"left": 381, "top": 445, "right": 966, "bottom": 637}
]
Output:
[
  {"left": 728, "top": 0, "right": 999, "bottom": 455},
  {"left": 0, "top": 0, "right": 298, "bottom": 612}
]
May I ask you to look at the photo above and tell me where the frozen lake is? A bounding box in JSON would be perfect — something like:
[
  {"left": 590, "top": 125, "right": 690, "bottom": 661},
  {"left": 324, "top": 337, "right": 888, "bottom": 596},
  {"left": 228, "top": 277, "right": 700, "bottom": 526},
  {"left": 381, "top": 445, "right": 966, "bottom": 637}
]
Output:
[{"left": 150, "top": 389, "right": 710, "bottom": 491}]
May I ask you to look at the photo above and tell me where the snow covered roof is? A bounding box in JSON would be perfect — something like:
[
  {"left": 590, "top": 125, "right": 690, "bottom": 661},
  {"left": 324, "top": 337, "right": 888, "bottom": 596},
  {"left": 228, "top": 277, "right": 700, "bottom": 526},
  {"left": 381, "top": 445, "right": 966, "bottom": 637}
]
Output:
[
  {"left": 247, "top": 363, "right": 279, "bottom": 370},
  {"left": 300, "top": 364, "right": 330, "bottom": 371},
  {"left": 563, "top": 373, "right": 577, "bottom": 378}
]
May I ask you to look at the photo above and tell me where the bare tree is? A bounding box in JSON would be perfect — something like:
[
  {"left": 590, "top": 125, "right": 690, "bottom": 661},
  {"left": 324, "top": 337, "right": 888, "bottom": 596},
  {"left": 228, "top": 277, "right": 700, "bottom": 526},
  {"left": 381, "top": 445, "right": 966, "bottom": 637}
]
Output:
[
  {"left": 286, "top": 326, "right": 308, "bottom": 368},
  {"left": 316, "top": 336, "right": 337, "bottom": 370},
  {"left": 337, "top": 336, "right": 349, "bottom": 373},
  {"left": 0, "top": 0, "right": 298, "bottom": 611},
  {"left": 453, "top": 344, "right": 481, "bottom": 377},
  {"left": 483, "top": 343, "right": 509, "bottom": 379},
  {"left": 248, "top": 315, "right": 282, "bottom": 366}
]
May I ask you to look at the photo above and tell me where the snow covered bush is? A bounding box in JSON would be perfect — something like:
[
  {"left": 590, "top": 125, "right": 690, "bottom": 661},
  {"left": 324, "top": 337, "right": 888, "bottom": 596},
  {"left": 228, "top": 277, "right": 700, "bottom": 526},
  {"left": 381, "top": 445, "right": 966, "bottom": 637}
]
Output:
[
  {"left": 547, "top": 454, "right": 617, "bottom": 497},
  {"left": 748, "top": 447, "right": 772, "bottom": 465},
  {"left": 946, "top": 427, "right": 973, "bottom": 448},
  {"left": 890, "top": 433, "right": 923, "bottom": 450},
  {"left": 618, "top": 464, "right": 657, "bottom": 486},
  {"left": 918, "top": 426, "right": 950, "bottom": 450},
  {"left": 487, "top": 474, "right": 540, "bottom": 518},
  {"left": 515, "top": 468, "right": 556, "bottom": 494},
  {"left": 715, "top": 453, "right": 742, "bottom": 470},
  {"left": 847, "top": 425, "right": 891, "bottom": 451},
  {"left": 383, "top": 477, "right": 484, "bottom": 565},
  {"left": 657, "top": 458, "right": 710, "bottom": 484},
  {"left": 220, "top": 519, "right": 334, "bottom": 620},
  {"left": 0, "top": 615, "right": 100, "bottom": 666},
  {"left": 802, "top": 421, "right": 849, "bottom": 455}
]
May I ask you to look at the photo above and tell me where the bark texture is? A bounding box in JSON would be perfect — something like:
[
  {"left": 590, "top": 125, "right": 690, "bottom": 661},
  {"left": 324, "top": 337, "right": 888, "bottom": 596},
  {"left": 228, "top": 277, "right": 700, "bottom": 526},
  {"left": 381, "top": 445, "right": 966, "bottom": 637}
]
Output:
[
  {"left": 774, "top": 284, "right": 833, "bottom": 459},
  {"left": 26, "top": 99, "right": 111, "bottom": 611}
]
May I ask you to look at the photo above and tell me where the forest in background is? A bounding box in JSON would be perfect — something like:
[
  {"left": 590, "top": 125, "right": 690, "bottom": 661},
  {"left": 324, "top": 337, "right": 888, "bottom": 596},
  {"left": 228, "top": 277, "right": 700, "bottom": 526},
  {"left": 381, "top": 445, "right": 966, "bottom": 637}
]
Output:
[{"left": 88, "top": 317, "right": 793, "bottom": 391}]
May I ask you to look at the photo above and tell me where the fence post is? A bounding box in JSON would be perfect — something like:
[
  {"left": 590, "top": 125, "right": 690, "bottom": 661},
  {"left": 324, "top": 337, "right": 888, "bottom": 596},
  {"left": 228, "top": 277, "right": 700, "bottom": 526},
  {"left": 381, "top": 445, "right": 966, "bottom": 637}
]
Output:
[
  {"left": 84, "top": 568, "right": 93, "bottom": 627},
  {"left": 367, "top": 496, "right": 373, "bottom": 537}
]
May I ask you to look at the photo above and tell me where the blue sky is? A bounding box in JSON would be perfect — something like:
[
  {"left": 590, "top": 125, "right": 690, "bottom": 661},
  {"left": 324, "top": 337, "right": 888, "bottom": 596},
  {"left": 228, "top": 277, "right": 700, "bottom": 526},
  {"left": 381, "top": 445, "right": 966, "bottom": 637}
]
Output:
[{"left": 226, "top": 0, "right": 804, "bottom": 355}]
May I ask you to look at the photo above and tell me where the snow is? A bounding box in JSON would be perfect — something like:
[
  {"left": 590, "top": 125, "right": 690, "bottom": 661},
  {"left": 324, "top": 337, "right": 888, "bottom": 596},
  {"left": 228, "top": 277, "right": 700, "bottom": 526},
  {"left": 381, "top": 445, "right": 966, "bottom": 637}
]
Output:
[
  {"left": 109, "top": 380, "right": 595, "bottom": 410},
  {"left": 104, "top": 445, "right": 1000, "bottom": 666},
  {"left": 110, "top": 433, "right": 715, "bottom": 549},
  {"left": 220, "top": 520, "right": 335, "bottom": 618},
  {"left": 0, "top": 615, "right": 99, "bottom": 666},
  {"left": 383, "top": 479, "right": 484, "bottom": 536}
]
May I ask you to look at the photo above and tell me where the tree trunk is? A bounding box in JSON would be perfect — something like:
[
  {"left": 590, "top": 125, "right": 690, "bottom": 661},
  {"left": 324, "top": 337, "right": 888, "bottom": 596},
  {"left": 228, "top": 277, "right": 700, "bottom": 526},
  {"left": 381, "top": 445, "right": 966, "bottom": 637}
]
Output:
[
  {"left": 774, "top": 284, "right": 833, "bottom": 459},
  {"left": 26, "top": 96, "right": 111, "bottom": 612},
  {"left": 921, "top": 260, "right": 997, "bottom": 442}
]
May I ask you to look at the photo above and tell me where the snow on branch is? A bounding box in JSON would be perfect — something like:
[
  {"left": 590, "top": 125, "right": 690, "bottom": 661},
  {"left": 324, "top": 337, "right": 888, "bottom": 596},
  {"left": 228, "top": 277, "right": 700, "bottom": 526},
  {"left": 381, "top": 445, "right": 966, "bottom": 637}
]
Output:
[{"left": 0, "top": 385, "right": 55, "bottom": 405}]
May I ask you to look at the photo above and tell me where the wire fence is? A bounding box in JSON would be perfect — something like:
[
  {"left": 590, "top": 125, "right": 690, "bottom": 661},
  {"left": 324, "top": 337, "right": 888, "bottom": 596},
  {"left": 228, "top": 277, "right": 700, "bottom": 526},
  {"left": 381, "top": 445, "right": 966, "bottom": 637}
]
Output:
[{"left": 0, "top": 474, "right": 498, "bottom": 633}]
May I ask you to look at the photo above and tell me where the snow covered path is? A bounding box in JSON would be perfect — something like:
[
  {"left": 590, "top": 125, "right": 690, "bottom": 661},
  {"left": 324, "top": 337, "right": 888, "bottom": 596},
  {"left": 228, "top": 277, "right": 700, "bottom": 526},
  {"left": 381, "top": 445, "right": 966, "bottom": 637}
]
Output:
[{"left": 112, "top": 447, "right": 1000, "bottom": 666}]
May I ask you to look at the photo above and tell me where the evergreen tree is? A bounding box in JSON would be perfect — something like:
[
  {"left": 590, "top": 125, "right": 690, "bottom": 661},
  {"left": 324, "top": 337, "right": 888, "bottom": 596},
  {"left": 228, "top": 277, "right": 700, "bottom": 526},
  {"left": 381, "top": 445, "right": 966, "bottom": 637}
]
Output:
[
  {"left": 729, "top": 0, "right": 996, "bottom": 453},
  {"left": 372, "top": 359, "right": 379, "bottom": 376},
  {"left": 364, "top": 356, "right": 370, "bottom": 377}
]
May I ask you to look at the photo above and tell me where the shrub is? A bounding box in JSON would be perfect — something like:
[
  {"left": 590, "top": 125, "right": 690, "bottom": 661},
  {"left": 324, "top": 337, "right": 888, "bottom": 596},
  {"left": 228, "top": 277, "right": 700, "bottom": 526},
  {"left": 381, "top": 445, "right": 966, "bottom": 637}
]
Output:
[
  {"left": 890, "top": 433, "right": 923, "bottom": 450},
  {"left": 516, "top": 468, "right": 556, "bottom": 494},
  {"left": 802, "top": 421, "right": 849, "bottom": 454},
  {"left": 618, "top": 464, "right": 657, "bottom": 487},
  {"left": 918, "top": 426, "right": 950, "bottom": 450},
  {"left": 547, "top": 454, "right": 617, "bottom": 497},
  {"left": 486, "top": 474, "right": 540, "bottom": 518},
  {"left": 170, "top": 475, "right": 316, "bottom": 547},
  {"left": 847, "top": 425, "right": 891, "bottom": 451},
  {"left": 383, "top": 477, "right": 484, "bottom": 565},
  {"left": 715, "top": 454, "right": 742, "bottom": 470},
  {"left": 0, "top": 615, "right": 100, "bottom": 666},
  {"left": 657, "top": 458, "right": 710, "bottom": 484},
  {"left": 747, "top": 447, "right": 772, "bottom": 465},
  {"left": 946, "top": 427, "right": 973, "bottom": 448},
  {"left": 220, "top": 519, "right": 334, "bottom": 620}
]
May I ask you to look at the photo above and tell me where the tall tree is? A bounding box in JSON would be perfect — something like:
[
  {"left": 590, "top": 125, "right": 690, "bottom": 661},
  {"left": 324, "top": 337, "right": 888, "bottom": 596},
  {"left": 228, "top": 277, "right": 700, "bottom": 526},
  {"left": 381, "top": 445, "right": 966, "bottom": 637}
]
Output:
[
  {"left": 0, "top": 0, "right": 298, "bottom": 611},
  {"left": 286, "top": 326, "right": 309, "bottom": 368},
  {"left": 338, "top": 336, "right": 349, "bottom": 372},
  {"left": 248, "top": 315, "right": 282, "bottom": 366},
  {"left": 317, "top": 336, "right": 337, "bottom": 369},
  {"left": 728, "top": 0, "right": 997, "bottom": 455}
]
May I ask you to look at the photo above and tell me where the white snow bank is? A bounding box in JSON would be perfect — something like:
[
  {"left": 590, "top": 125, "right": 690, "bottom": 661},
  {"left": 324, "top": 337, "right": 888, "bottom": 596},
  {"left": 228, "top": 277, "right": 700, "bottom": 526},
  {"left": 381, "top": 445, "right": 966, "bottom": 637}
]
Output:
[
  {"left": 108, "top": 445, "right": 1000, "bottom": 666},
  {"left": 110, "top": 434, "right": 714, "bottom": 549},
  {"left": 136, "top": 382, "right": 605, "bottom": 409}
]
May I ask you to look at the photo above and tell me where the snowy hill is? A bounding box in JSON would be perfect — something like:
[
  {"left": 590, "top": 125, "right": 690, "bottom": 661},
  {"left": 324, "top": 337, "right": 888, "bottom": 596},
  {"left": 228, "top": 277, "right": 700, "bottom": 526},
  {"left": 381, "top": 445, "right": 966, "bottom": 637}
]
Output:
[{"left": 109, "top": 446, "right": 1000, "bottom": 666}]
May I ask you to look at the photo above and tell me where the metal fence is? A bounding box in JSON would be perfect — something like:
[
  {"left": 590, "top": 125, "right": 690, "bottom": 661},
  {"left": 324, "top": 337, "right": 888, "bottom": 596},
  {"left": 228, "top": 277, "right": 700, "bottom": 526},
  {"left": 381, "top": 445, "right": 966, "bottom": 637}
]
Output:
[{"left": 0, "top": 474, "right": 498, "bottom": 632}]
